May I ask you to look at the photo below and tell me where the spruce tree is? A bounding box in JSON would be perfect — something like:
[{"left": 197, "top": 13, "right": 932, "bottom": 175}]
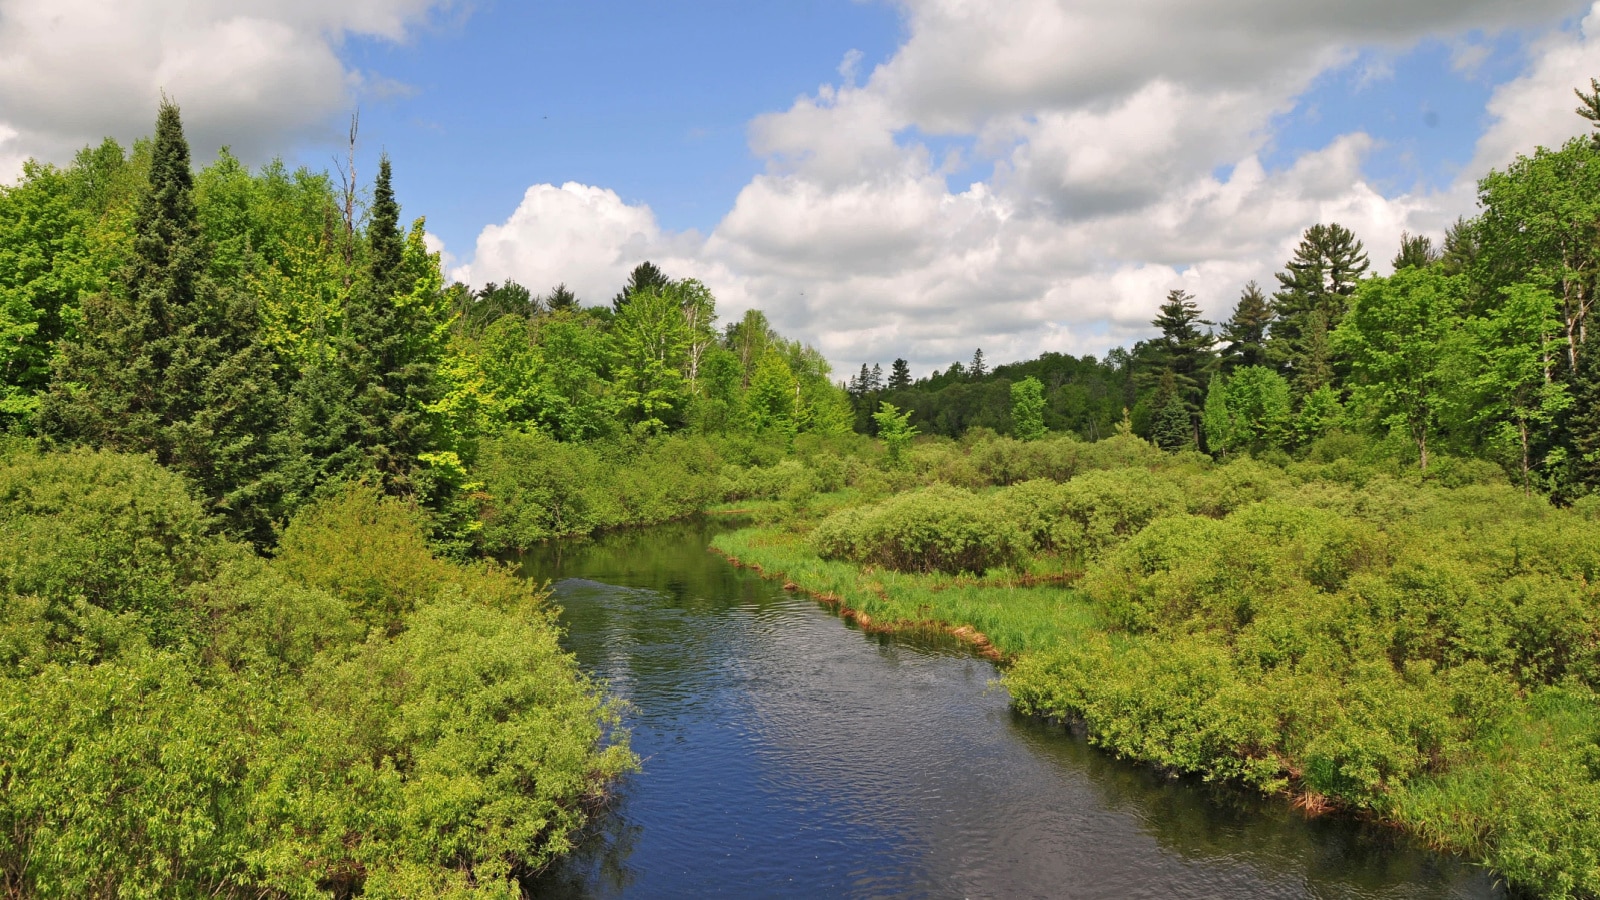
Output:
[
  {"left": 611, "top": 261, "right": 670, "bottom": 312},
  {"left": 545, "top": 282, "right": 579, "bottom": 311},
  {"left": 1219, "top": 281, "right": 1272, "bottom": 370},
  {"left": 970, "top": 348, "right": 987, "bottom": 379},
  {"left": 869, "top": 363, "right": 884, "bottom": 392},
  {"left": 1267, "top": 222, "right": 1369, "bottom": 393},
  {"left": 888, "top": 358, "right": 912, "bottom": 390},
  {"left": 332, "top": 156, "right": 447, "bottom": 496},
  {"left": 42, "top": 99, "right": 285, "bottom": 543},
  {"left": 1150, "top": 373, "right": 1193, "bottom": 451}
]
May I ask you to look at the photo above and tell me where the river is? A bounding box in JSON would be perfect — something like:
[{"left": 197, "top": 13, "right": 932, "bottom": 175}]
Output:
[{"left": 522, "top": 519, "right": 1505, "bottom": 899}]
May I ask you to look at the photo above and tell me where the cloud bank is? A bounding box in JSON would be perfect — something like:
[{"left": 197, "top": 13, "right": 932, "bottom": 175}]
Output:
[
  {"left": 0, "top": 0, "right": 452, "bottom": 166},
  {"left": 452, "top": 0, "right": 1600, "bottom": 376}
]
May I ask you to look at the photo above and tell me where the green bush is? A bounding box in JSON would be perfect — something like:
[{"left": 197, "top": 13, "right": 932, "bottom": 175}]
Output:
[
  {"left": 0, "top": 448, "right": 222, "bottom": 659},
  {"left": 813, "top": 485, "right": 1024, "bottom": 575}
]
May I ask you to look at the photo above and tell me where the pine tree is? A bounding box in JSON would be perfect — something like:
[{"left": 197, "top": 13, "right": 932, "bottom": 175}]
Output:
[
  {"left": 1392, "top": 232, "right": 1439, "bottom": 271},
  {"left": 1268, "top": 222, "right": 1369, "bottom": 393},
  {"left": 888, "top": 358, "right": 912, "bottom": 390},
  {"left": 611, "top": 261, "right": 670, "bottom": 313},
  {"left": 970, "top": 348, "right": 987, "bottom": 379},
  {"left": 1147, "top": 289, "right": 1215, "bottom": 414},
  {"left": 1577, "top": 78, "right": 1600, "bottom": 151},
  {"left": 42, "top": 99, "right": 285, "bottom": 543},
  {"left": 1219, "top": 281, "right": 1272, "bottom": 370}
]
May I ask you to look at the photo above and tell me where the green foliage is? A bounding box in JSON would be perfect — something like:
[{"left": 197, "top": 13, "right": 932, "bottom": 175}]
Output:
[
  {"left": 0, "top": 461, "right": 633, "bottom": 898},
  {"left": 814, "top": 485, "right": 1025, "bottom": 575},
  {"left": 873, "top": 401, "right": 918, "bottom": 465},
  {"left": 1202, "top": 366, "right": 1292, "bottom": 458},
  {"left": 1010, "top": 376, "right": 1047, "bottom": 441}
]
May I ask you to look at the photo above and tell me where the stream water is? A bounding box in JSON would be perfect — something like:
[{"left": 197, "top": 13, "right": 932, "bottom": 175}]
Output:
[{"left": 522, "top": 519, "right": 1506, "bottom": 899}]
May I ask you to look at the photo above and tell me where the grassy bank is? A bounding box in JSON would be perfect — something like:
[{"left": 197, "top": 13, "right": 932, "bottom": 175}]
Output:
[{"left": 707, "top": 433, "right": 1600, "bottom": 898}]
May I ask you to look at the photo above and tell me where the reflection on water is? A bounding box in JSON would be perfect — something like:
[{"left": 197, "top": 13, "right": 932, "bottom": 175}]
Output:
[{"left": 522, "top": 519, "right": 1505, "bottom": 899}]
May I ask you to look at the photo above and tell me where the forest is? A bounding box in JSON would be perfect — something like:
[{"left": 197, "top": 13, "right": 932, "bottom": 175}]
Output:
[{"left": 2, "top": 79, "right": 1600, "bottom": 896}]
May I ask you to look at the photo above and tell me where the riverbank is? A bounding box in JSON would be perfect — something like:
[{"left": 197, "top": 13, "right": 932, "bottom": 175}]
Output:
[{"left": 707, "top": 454, "right": 1600, "bottom": 900}]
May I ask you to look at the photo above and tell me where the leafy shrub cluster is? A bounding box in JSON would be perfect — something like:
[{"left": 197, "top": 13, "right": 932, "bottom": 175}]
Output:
[
  {"left": 475, "top": 430, "right": 725, "bottom": 550},
  {"left": 1003, "top": 465, "right": 1600, "bottom": 897},
  {"left": 813, "top": 485, "right": 1026, "bottom": 575},
  {"left": 0, "top": 448, "right": 633, "bottom": 898}
]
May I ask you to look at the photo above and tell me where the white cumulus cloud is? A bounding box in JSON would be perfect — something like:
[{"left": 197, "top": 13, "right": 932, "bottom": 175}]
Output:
[{"left": 0, "top": 0, "right": 454, "bottom": 175}]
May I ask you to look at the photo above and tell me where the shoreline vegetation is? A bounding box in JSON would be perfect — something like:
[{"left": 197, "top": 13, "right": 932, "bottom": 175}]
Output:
[
  {"left": 4, "top": 78, "right": 1600, "bottom": 898},
  {"left": 704, "top": 433, "right": 1600, "bottom": 897}
]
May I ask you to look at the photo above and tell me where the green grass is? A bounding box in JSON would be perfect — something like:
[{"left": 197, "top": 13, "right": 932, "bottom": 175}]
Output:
[{"left": 712, "top": 517, "right": 1101, "bottom": 658}]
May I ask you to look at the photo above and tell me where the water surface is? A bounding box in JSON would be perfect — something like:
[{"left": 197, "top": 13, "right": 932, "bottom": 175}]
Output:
[{"left": 524, "top": 519, "right": 1504, "bottom": 899}]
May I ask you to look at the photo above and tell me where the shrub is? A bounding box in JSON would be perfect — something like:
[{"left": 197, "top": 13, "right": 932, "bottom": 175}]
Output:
[{"left": 813, "top": 485, "right": 1025, "bottom": 575}]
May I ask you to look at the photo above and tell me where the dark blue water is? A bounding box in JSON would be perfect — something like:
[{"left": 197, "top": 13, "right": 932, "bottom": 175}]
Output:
[{"left": 524, "top": 519, "right": 1505, "bottom": 899}]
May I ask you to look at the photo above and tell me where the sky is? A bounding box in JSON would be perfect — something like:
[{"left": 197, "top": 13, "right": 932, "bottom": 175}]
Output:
[{"left": 3, "top": 1, "right": 1600, "bottom": 377}]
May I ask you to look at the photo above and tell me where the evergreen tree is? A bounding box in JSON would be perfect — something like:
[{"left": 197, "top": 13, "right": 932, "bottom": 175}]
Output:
[
  {"left": 1268, "top": 222, "right": 1370, "bottom": 393},
  {"left": 1392, "top": 231, "right": 1439, "bottom": 271},
  {"left": 41, "top": 99, "right": 285, "bottom": 543},
  {"left": 1440, "top": 217, "right": 1481, "bottom": 276},
  {"left": 611, "top": 261, "right": 670, "bottom": 313},
  {"left": 1145, "top": 289, "right": 1215, "bottom": 440},
  {"left": 1577, "top": 77, "right": 1600, "bottom": 151},
  {"left": 545, "top": 282, "right": 579, "bottom": 311},
  {"left": 888, "top": 358, "right": 912, "bottom": 390},
  {"left": 1219, "top": 281, "right": 1272, "bottom": 370},
  {"left": 970, "top": 348, "right": 987, "bottom": 379},
  {"left": 1565, "top": 332, "right": 1600, "bottom": 496},
  {"left": 1150, "top": 373, "right": 1193, "bottom": 451},
  {"left": 869, "top": 363, "right": 884, "bottom": 392},
  {"left": 333, "top": 157, "right": 449, "bottom": 496}
]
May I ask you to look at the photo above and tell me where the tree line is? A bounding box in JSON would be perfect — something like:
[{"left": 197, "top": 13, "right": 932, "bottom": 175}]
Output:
[
  {"left": 845, "top": 81, "right": 1600, "bottom": 501},
  {"left": 0, "top": 100, "right": 851, "bottom": 550}
]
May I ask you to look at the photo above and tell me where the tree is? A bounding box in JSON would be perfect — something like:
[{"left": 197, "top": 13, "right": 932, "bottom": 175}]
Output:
[
  {"left": 334, "top": 157, "right": 452, "bottom": 497},
  {"left": 1149, "top": 373, "right": 1193, "bottom": 452},
  {"left": 869, "top": 363, "right": 884, "bottom": 392},
  {"left": 745, "top": 349, "right": 798, "bottom": 440},
  {"left": 1565, "top": 327, "right": 1600, "bottom": 496},
  {"left": 545, "top": 282, "right": 579, "bottom": 311},
  {"left": 611, "top": 261, "right": 670, "bottom": 313},
  {"left": 727, "top": 308, "right": 773, "bottom": 389},
  {"left": 1145, "top": 289, "right": 1215, "bottom": 443},
  {"left": 969, "top": 348, "right": 987, "bottom": 379},
  {"left": 41, "top": 99, "right": 286, "bottom": 542},
  {"left": 1475, "top": 137, "right": 1600, "bottom": 372},
  {"left": 1465, "top": 283, "right": 1571, "bottom": 492},
  {"left": 1219, "top": 281, "right": 1272, "bottom": 370},
  {"left": 1577, "top": 77, "right": 1600, "bottom": 150},
  {"left": 873, "top": 401, "right": 918, "bottom": 466},
  {"left": 888, "top": 358, "right": 912, "bottom": 390},
  {"left": 1011, "top": 376, "right": 1046, "bottom": 441},
  {"left": 611, "top": 286, "right": 689, "bottom": 433},
  {"left": 1202, "top": 367, "right": 1292, "bottom": 458},
  {"left": 1332, "top": 267, "right": 1468, "bottom": 471},
  {"left": 1268, "top": 222, "right": 1370, "bottom": 392},
  {"left": 1392, "top": 232, "right": 1439, "bottom": 271},
  {"left": 454, "top": 280, "right": 536, "bottom": 338},
  {"left": 673, "top": 279, "right": 718, "bottom": 392}
]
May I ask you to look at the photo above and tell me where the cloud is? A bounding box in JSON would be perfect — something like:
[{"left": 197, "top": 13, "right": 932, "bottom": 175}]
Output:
[
  {"left": 0, "top": 0, "right": 454, "bottom": 173},
  {"left": 453, "top": 183, "right": 713, "bottom": 307},
  {"left": 456, "top": 0, "right": 1595, "bottom": 376},
  {"left": 1469, "top": 2, "right": 1600, "bottom": 174}
]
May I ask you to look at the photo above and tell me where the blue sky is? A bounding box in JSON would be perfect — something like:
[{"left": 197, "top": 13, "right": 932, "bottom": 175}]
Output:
[{"left": 2, "top": 0, "right": 1598, "bottom": 373}]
